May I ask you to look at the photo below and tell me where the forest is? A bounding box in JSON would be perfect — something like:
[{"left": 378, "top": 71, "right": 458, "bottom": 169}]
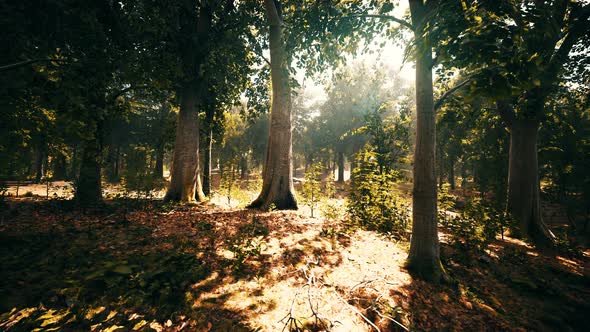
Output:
[{"left": 1, "top": 0, "right": 589, "bottom": 331}]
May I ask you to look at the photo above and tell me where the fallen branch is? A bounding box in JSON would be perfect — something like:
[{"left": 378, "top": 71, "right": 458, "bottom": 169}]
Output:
[{"left": 0, "top": 58, "right": 68, "bottom": 72}]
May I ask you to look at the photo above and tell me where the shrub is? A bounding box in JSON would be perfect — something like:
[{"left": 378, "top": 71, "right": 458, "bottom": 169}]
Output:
[
  {"left": 441, "top": 198, "right": 513, "bottom": 253},
  {"left": 124, "top": 145, "right": 166, "bottom": 199},
  {"left": 347, "top": 149, "right": 409, "bottom": 238},
  {"left": 300, "top": 163, "right": 323, "bottom": 217},
  {"left": 226, "top": 216, "right": 269, "bottom": 272}
]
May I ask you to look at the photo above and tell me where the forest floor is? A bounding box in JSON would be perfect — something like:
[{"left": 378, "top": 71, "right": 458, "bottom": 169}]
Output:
[{"left": 0, "top": 184, "right": 589, "bottom": 331}]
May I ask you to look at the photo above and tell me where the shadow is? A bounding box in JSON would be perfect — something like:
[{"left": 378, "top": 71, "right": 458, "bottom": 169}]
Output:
[
  {"left": 387, "top": 238, "right": 590, "bottom": 331},
  {"left": 0, "top": 199, "right": 261, "bottom": 331},
  {"left": 0, "top": 198, "right": 352, "bottom": 331}
]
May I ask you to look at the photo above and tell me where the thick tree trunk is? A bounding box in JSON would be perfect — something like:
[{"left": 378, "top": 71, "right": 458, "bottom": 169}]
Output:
[
  {"left": 202, "top": 129, "right": 213, "bottom": 196},
  {"left": 407, "top": 0, "right": 444, "bottom": 283},
  {"left": 164, "top": 81, "right": 206, "bottom": 203},
  {"left": 337, "top": 150, "right": 345, "bottom": 183},
  {"left": 248, "top": 0, "right": 297, "bottom": 210},
  {"left": 76, "top": 138, "right": 102, "bottom": 207},
  {"left": 507, "top": 120, "right": 555, "bottom": 245}
]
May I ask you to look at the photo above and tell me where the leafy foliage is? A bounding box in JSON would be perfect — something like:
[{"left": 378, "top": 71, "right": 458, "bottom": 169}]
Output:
[
  {"left": 348, "top": 149, "right": 409, "bottom": 238},
  {"left": 300, "top": 163, "right": 323, "bottom": 217},
  {"left": 441, "top": 198, "right": 514, "bottom": 254}
]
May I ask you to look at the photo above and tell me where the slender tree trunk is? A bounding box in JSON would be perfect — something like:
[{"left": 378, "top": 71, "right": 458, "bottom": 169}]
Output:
[
  {"left": 461, "top": 162, "right": 468, "bottom": 188},
  {"left": 437, "top": 145, "right": 444, "bottom": 189},
  {"left": 154, "top": 144, "right": 164, "bottom": 179},
  {"left": 106, "top": 144, "right": 119, "bottom": 183},
  {"left": 202, "top": 129, "right": 213, "bottom": 195},
  {"left": 76, "top": 138, "right": 102, "bottom": 207},
  {"left": 71, "top": 144, "right": 79, "bottom": 180},
  {"left": 248, "top": 0, "right": 297, "bottom": 210},
  {"left": 34, "top": 141, "right": 46, "bottom": 183},
  {"left": 507, "top": 119, "right": 554, "bottom": 245},
  {"left": 53, "top": 154, "right": 67, "bottom": 180},
  {"left": 114, "top": 146, "right": 120, "bottom": 180},
  {"left": 449, "top": 157, "right": 455, "bottom": 190},
  {"left": 337, "top": 150, "right": 345, "bottom": 183},
  {"left": 407, "top": 0, "right": 444, "bottom": 283},
  {"left": 240, "top": 154, "right": 248, "bottom": 179},
  {"left": 164, "top": 80, "right": 206, "bottom": 203}
]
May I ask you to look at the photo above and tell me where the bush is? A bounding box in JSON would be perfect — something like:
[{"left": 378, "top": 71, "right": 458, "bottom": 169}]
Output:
[
  {"left": 301, "top": 163, "right": 323, "bottom": 217},
  {"left": 124, "top": 146, "right": 166, "bottom": 199},
  {"left": 441, "top": 198, "right": 513, "bottom": 253},
  {"left": 347, "top": 149, "right": 409, "bottom": 238}
]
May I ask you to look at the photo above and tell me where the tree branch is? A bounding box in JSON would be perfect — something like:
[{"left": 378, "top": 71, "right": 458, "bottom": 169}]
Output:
[
  {"left": 345, "top": 14, "right": 413, "bottom": 30},
  {"left": 434, "top": 78, "right": 471, "bottom": 111},
  {"left": 110, "top": 85, "right": 150, "bottom": 102},
  {"left": 248, "top": 46, "right": 271, "bottom": 67},
  {"left": 0, "top": 58, "right": 68, "bottom": 73},
  {"left": 496, "top": 100, "right": 516, "bottom": 127},
  {"left": 548, "top": 4, "right": 590, "bottom": 73}
]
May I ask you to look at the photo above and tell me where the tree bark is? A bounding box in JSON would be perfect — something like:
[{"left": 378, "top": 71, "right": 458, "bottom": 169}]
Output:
[
  {"left": 240, "top": 154, "right": 248, "bottom": 179},
  {"left": 154, "top": 144, "right": 164, "bottom": 179},
  {"left": 406, "top": 0, "right": 444, "bottom": 283},
  {"left": 75, "top": 138, "right": 102, "bottom": 207},
  {"left": 248, "top": 0, "right": 297, "bottom": 210},
  {"left": 106, "top": 144, "right": 120, "bottom": 183},
  {"left": 507, "top": 119, "right": 555, "bottom": 245},
  {"left": 461, "top": 162, "right": 468, "bottom": 188},
  {"left": 53, "top": 154, "right": 67, "bottom": 180},
  {"left": 337, "top": 150, "right": 345, "bottom": 183},
  {"left": 164, "top": 80, "right": 206, "bottom": 203},
  {"left": 34, "top": 140, "right": 46, "bottom": 183},
  {"left": 437, "top": 144, "right": 444, "bottom": 189},
  {"left": 202, "top": 129, "right": 213, "bottom": 196},
  {"left": 449, "top": 157, "right": 455, "bottom": 190}
]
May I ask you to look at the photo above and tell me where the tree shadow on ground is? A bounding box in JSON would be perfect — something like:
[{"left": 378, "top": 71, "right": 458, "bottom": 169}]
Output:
[
  {"left": 390, "top": 237, "right": 590, "bottom": 331},
  {"left": 0, "top": 198, "right": 353, "bottom": 331}
]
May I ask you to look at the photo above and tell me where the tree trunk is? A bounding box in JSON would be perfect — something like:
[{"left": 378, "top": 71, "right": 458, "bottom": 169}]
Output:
[
  {"left": 71, "top": 144, "right": 79, "bottom": 180},
  {"left": 449, "top": 157, "right": 455, "bottom": 190},
  {"left": 106, "top": 144, "right": 120, "bottom": 183},
  {"left": 154, "top": 144, "right": 164, "bottom": 179},
  {"left": 76, "top": 138, "right": 102, "bottom": 207},
  {"left": 337, "top": 150, "right": 345, "bottom": 183},
  {"left": 461, "top": 162, "right": 468, "bottom": 188},
  {"left": 406, "top": 0, "right": 444, "bottom": 283},
  {"left": 437, "top": 145, "right": 444, "bottom": 189},
  {"left": 34, "top": 141, "right": 46, "bottom": 183},
  {"left": 164, "top": 80, "right": 206, "bottom": 203},
  {"left": 507, "top": 120, "right": 555, "bottom": 245},
  {"left": 53, "top": 154, "right": 67, "bottom": 180},
  {"left": 240, "top": 154, "right": 248, "bottom": 179},
  {"left": 202, "top": 129, "right": 213, "bottom": 196},
  {"left": 248, "top": 0, "right": 297, "bottom": 210}
]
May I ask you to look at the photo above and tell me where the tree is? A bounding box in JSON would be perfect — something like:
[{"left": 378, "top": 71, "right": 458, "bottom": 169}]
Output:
[
  {"left": 403, "top": 0, "right": 445, "bottom": 282},
  {"left": 249, "top": 0, "right": 298, "bottom": 210},
  {"left": 438, "top": 0, "right": 590, "bottom": 245},
  {"left": 163, "top": 3, "right": 212, "bottom": 203}
]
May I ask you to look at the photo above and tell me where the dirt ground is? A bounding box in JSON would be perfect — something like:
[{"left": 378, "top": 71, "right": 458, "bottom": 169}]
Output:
[{"left": 0, "top": 186, "right": 589, "bottom": 331}]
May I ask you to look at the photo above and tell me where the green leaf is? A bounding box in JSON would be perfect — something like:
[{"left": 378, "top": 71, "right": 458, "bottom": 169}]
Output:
[{"left": 112, "top": 265, "right": 133, "bottom": 275}]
